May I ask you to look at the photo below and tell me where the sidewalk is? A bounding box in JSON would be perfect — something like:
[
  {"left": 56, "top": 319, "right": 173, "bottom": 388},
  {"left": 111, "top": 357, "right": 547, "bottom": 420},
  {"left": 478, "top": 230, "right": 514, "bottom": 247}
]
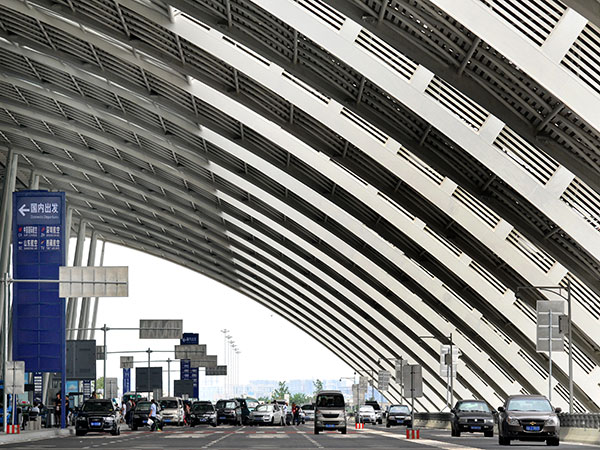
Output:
[{"left": 0, "top": 427, "right": 75, "bottom": 445}]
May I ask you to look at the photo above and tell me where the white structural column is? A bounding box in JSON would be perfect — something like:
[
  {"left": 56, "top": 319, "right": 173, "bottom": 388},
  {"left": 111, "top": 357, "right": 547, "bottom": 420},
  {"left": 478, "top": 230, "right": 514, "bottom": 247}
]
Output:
[
  {"left": 77, "top": 231, "right": 97, "bottom": 340},
  {"left": 89, "top": 240, "right": 105, "bottom": 341},
  {"left": 430, "top": 0, "right": 599, "bottom": 133},
  {"left": 66, "top": 221, "right": 86, "bottom": 340}
]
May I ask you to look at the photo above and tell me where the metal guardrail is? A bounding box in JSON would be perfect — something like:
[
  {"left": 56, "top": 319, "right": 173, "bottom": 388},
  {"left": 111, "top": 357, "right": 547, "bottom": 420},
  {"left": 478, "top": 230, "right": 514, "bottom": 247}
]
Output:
[
  {"left": 558, "top": 414, "right": 600, "bottom": 429},
  {"left": 416, "top": 412, "right": 600, "bottom": 429}
]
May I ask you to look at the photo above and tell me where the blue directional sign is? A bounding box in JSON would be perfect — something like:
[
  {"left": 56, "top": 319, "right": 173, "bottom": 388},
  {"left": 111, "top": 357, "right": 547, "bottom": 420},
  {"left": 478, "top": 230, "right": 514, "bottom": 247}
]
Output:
[
  {"left": 180, "top": 333, "right": 199, "bottom": 398},
  {"left": 12, "top": 191, "right": 66, "bottom": 373},
  {"left": 123, "top": 368, "right": 131, "bottom": 393}
]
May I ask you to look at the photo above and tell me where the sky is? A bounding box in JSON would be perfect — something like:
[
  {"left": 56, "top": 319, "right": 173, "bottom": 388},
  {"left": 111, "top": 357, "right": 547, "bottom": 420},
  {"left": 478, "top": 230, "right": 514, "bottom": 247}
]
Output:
[{"left": 89, "top": 240, "right": 354, "bottom": 395}]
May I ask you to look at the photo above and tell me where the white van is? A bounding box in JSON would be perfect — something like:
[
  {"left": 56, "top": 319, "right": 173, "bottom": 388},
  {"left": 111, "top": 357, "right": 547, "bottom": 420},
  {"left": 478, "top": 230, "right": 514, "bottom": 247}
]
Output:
[
  {"left": 314, "top": 390, "right": 346, "bottom": 434},
  {"left": 159, "top": 397, "right": 185, "bottom": 426}
]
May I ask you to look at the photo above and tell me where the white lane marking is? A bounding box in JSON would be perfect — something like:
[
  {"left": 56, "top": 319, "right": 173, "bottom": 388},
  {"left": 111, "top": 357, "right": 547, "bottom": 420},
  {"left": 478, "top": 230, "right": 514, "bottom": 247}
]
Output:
[
  {"left": 248, "top": 434, "right": 290, "bottom": 439},
  {"left": 302, "top": 432, "right": 324, "bottom": 448},
  {"left": 201, "top": 425, "right": 244, "bottom": 448},
  {"left": 364, "top": 428, "right": 486, "bottom": 450}
]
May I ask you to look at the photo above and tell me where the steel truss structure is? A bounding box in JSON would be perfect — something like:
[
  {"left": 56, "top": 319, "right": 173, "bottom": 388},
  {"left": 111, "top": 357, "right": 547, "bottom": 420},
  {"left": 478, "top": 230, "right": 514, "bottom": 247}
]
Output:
[{"left": 1, "top": 0, "right": 600, "bottom": 411}]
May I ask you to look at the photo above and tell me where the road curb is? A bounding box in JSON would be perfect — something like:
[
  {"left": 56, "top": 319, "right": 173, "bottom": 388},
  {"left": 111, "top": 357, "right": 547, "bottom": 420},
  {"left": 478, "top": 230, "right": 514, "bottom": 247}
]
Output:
[{"left": 0, "top": 427, "right": 74, "bottom": 445}]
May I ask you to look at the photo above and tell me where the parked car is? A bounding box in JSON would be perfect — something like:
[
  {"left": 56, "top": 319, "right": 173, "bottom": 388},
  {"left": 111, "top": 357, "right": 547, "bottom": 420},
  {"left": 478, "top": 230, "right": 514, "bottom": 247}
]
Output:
[
  {"left": 190, "top": 401, "right": 217, "bottom": 427},
  {"left": 386, "top": 404, "right": 412, "bottom": 428},
  {"left": 357, "top": 405, "right": 377, "bottom": 424},
  {"left": 497, "top": 395, "right": 560, "bottom": 446},
  {"left": 365, "top": 400, "right": 383, "bottom": 424},
  {"left": 129, "top": 401, "right": 164, "bottom": 431},
  {"left": 249, "top": 403, "right": 284, "bottom": 425},
  {"left": 75, "top": 399, "right": 121, "bottom": 436},
  {"left": 302, "top": 404, "right": 315, "bottom": 421},
  {"left": 215, "top": 399, "right": 242, "bottom": 425},
  {"left": 159, "top": 397, "right": 185, "bottom": 426},
  {"left": 451, "top": 399, "right": 494, "bottom": 437},
  {"left": 314, "top": 390, "right": 347, "bottom": 434}
]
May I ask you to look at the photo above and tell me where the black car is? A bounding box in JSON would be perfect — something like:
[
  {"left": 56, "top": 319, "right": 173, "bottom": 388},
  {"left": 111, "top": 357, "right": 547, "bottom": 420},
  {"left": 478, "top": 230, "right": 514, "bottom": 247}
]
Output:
[
  {"left": 498, "top": 395, "right": 560, "bottom": 446},
  {"left": 130, "top": 401, "right": 164, "bottom": 431},
  {"left": 190, "top": 402, "right": 217, "bottom": 427},
  {"left": 386, "top": 404, "right": 412, "bottom": 428},
  {"left": 75, "top": 399, "right": 121, "bottom": 436},
  {"left": 215, "top": 399, "right": 242, "bottom": 425},
  {"left": 451, "top": 399, "right": 494, "bottom": 437},
  {"left": 365, "top": 400, "right": 382, "bottom": 424}
]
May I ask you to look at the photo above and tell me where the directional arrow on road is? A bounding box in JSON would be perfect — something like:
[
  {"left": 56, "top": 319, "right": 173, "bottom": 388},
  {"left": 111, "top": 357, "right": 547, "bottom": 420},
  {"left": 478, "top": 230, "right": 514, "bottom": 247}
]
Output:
[{"left": 18, "top": 204, "right": 30, "bottom": 216}]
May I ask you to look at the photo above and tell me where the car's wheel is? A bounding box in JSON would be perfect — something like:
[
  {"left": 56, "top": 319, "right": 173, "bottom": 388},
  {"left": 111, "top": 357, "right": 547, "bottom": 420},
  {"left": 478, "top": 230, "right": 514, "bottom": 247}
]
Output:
[
  {"left": 131, "top": 424, "right": 138, "bottom": 431},
  {"left": 546, "top": 438, "right": 560, "bottom": 446},
  {"left": 484, "top": 430, "right": 494, "bottom": 438},
  {"left": 76, "top": 430, "right": 87, "bottom": 436},
  {"left": 455, "top": 430, "right": 461, "bottom": 437},
  {"left": 499, "top": 435, "right": 510, "bottom": 445},
  {"left": 341, "top": 427, "right": 347, "bottom": 434},
  {"left": 270, "top": 417, "right": 274, "bottom": 425},
  {"left": 386, "top": 422, "right": 391, "bottom": 428}
]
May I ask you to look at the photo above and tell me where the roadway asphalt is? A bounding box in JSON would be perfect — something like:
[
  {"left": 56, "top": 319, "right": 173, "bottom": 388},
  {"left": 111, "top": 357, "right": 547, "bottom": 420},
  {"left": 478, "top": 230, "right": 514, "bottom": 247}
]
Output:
[{"left": 1, "top": 424, "right": 598, "bottom": 450}]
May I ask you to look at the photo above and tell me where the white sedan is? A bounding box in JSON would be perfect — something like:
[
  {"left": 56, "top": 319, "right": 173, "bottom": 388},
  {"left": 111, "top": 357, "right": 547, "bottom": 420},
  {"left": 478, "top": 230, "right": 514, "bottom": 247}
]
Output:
[
  {"left": 357, "top": 405, "right": 377, "bottom": 424},
  {"left": 249, "top": 404, "right": 284, "bottom": 426}
]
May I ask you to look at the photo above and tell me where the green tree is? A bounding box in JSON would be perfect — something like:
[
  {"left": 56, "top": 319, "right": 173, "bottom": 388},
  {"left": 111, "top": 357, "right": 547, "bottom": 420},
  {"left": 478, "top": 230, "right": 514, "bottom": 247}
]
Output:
[
  {"left": 95, "top": 377, "right": 104, "bottom": 390},
  {"left": 272, "top": 381, "right": 290, "bottom": 400},
  {"left": 257, "top": 396, "right": 271, "bottom": 403},
  {"left": 290, "top": 393, "right": 310, "bottom": 405},
  {"left": 313, "top": 379, "right": 323, "bottom": 395}
]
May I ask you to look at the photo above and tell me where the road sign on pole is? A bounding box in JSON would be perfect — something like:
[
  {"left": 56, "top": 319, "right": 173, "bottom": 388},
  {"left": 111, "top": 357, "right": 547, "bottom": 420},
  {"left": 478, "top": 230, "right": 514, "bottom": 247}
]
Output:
[
  {"left": 439, "top": 345, "right": 459, "bottom": 377},
  {"left": 174, "top": 344, "right": 207, "bottom": 360},
  {"left": 378, "top": 370, "right": 391, "bottom": 391},
  {"left": 536, "top": 300, "right": 565, "bottom": 352},
  {"left": 96, "top": 345, "right": 105, "bottom": 360},
  {"left": 58, "top": 266, "right": 128, "bottom": 298},
  {"left": 105, "top": 377, "right": 118, "bottom": 400},
  {"left": 5, "top": 361, "right": 25, "bottom": 395},
  {"left": 402, "top": 365, "right": 423, "bottom": 398},
  {"left": 120, "top": 356, "right": 134, "bottom": 369},
  {"left": 206, "top": 365, "right": 227, "bottom": 376},
  {"left": 139, "top": 320, "right": 183, "bottom": 339}
]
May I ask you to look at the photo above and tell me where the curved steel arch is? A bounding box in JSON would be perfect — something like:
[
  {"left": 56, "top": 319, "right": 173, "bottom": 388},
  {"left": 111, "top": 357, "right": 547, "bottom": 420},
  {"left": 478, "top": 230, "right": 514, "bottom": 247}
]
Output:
[{"left": 0, "top": 0, "right": 593, "bottom": 414}]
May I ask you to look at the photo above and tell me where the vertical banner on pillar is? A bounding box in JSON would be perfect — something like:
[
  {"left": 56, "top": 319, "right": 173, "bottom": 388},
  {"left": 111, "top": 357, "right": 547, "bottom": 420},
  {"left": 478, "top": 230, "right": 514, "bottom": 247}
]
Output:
[
  {"left": 33, "top": 372, "right": 43, "bottom": 401},
  {"left": 180, "top": 333, "right": 199, "bottom": 398},
  {"left": 82, "top": 380, "right": 91, "bottom": 400},
  {"left": 12, "top": 191, "right": 66, "bottom": 372},
  {"left": 191, "top": 368, "right": 199, "bottom": 398},
  {"left": 123, "top": 368, "right": 131, "bottom": 393}
]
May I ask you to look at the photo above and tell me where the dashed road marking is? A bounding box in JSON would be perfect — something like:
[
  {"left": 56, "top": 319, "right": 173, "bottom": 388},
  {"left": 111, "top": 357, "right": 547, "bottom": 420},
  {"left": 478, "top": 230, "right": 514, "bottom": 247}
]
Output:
[{"left": 301, "top": 432, "right": 324, "bottom": 448}]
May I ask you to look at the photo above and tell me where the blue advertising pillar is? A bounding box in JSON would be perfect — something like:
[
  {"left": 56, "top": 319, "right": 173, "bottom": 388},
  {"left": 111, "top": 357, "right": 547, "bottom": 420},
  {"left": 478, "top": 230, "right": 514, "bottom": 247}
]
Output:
[
  {"left": 180, "top": 333, "right": 199, "bottom": 399},
  {"left": 123, "top": 368, "right": 131, "bottom": 393},
  {"left": 12, "top": 191, "right": 66, "bottom": 427}
]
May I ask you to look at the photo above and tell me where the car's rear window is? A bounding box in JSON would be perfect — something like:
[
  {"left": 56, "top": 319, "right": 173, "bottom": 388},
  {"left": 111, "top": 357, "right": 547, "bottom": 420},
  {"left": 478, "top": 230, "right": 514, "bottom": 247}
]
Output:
[{"left": 316, "top": 394, "right": 344, "bottom": 408}]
